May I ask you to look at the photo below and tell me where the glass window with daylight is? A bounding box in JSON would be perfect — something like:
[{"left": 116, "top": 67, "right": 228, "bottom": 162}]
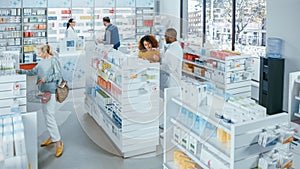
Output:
[
  {"left": 187, "top": 0, "right": 204, "bottom": 44},
  {"left": 205, "top": 0, "right": 232, "bottom": 50}
]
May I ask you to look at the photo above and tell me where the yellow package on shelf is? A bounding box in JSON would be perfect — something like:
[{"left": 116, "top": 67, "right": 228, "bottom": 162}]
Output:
[
  {"left": 174, "top": 150, "right": 187, "bottom": 160},
  {"left": 183, "top": 161, "right": 197, "bottom": 169},
  {"left": 80, "top": 16, "right": 93, "bottom": 20}
]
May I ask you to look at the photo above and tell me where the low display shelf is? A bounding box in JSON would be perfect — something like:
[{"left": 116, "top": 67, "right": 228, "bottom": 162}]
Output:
[
  {"left": 85, "top": 45, "right": 160, "bottom": 158},
  {"left": 163, "top": 87, "right": 291, "bottom": 169}
]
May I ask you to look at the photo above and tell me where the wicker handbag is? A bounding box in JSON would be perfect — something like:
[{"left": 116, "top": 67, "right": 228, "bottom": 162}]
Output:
[{"left": 56, "top": 79, "right": 69, "bottom": 103}]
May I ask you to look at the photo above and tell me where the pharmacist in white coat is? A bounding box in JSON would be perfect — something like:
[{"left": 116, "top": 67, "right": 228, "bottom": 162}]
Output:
[
  {"left": 65, "top": 18, "right": 77, "bottom": 39},
  {"left": 160, "top": 28, "right": 183, "bottom": 93}
]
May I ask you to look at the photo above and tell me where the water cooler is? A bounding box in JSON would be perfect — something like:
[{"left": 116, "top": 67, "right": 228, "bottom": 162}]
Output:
[{"left": 259, "top": 37, "right": 285, "bottom": 115}]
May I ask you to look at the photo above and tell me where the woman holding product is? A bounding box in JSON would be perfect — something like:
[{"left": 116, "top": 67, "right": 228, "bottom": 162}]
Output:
[
  {"left": 138, "top": 34, "right": 160, "bottom": 63},
  {"left": 17, "top": 44, "right": 64, "bottom": 157},
  {"left": 65, "top": 18, "right": 77, "bottom": 39}
]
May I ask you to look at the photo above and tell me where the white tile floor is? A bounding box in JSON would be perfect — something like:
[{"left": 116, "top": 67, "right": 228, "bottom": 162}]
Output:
[{"left": 26, "top": 76, "right": 163, "bottom": 169}]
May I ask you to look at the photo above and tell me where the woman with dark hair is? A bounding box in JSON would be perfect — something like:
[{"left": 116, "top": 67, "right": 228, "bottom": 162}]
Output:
[
  {"left": 65, "top": 18, "right": 77, "bottom": 39},
  {"left": 138, "top": 34, "right": 160, "bottom": 63}
]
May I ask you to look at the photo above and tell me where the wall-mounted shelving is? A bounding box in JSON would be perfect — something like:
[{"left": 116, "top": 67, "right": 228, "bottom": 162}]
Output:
[
  {"left": 0, "top": 8, "right": 22, "bottom": 53},
  {"left": 47, "top": 8, "right": 71, "bottom": 43},
  {"left": 22, "top": 8, "right": 47, "bottom": 63}
]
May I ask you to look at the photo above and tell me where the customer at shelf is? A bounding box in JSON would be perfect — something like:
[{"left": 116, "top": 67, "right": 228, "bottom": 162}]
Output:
[
  {"left": 65, "top": 18, "right": 77, "bottom": 39},
  {"left": 138, "top": 34, "right": 160, "bottom": 63},
  {"left": 100, "top": 16, "right": 120, "bottom": 50},
  {"left": 16, "top": 44, "right": 64, "bottom": 158},
  {"left": 160, "top": 28, "right": 183, "bottom": 91}
]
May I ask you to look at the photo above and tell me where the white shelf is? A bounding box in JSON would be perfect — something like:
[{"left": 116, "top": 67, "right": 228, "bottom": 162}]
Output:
[
  {"left": 164, "top": 88, "right": 290, "bottom": 169},
  {"left": 163, "top": 162, "right": 177, "bottom": 169},
  {"left": 95, "top": 82, "right": 121, "bottom": 105},
  {"left": 171, "top": 118, "right": 230, "bottom": 162},
  {"left": 171, "top": 140, "right": 210, "bottom": 169},
  {"left": 183, "top": 59, "right": 224, "bottom": 74},
  {"left": 184, "top": 59, "right": 247, "bottom": 74},
  {"left": 295, "top": 113, "right": 300, "bottom": 118},
  {"left": 183, "top": 50, "right": 225, "bottom": 63},
  {"left": 86, "top": 46, "right": 160, "bottom": 158},
  {"left": 295, "top": 96, "right": 300, "bottom": 101},
  {"left": 101, "top": 58, "right": 122, "bottom": 72},
  {"left": 182, "top": 69, "right": 225, "bottom": 87},
  {"left": 96, "top": 68, "right": 122, "bottom": 90},
  {"left": 171, "top": 97, "right": 231, "bottom": 134},
  {"left": 185, "top": 49, "right": 251, "bottom": 62}
]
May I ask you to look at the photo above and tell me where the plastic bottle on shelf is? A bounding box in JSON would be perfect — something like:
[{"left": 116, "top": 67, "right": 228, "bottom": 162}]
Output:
[
  {"left": 193, "top": 115, "right": 201, "bottom": 135},
  {"left": 187, "top": 111, "right": 194, "bottom": 129},
  {"left": 179, "top": 107, "right": 188, "bottom": 125}
]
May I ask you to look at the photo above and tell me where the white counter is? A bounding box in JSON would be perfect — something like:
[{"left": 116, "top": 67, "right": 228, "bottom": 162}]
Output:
[{"left": 57, "top": 50, "right": 86, "bottom": 89}]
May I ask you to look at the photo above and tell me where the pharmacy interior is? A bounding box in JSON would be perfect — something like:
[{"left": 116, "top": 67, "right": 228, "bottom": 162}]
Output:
[{"left": 0, "top": 0, "right": 300, "bottom": 169}]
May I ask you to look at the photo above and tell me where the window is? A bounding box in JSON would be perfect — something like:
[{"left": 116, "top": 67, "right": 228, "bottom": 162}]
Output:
[
  {"left": 187, "top": 0, "right": 203, "bottom": 45},
  {"left": 184, "top": 0, "right": 266, "bottom": 82},
  {"left": 235, "top": 0, "right": 266, "bottom": 59},
  {"left": 184, "top": 0, "right": 266, "bottom": 54},
  {"left": 206, "top": 0, "right": 232, "bottom": 50}
]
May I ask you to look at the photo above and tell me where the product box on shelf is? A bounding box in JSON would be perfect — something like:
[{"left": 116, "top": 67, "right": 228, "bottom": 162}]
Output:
[{"left": 200, "top": 148, "right": 229, "bottom": 169}]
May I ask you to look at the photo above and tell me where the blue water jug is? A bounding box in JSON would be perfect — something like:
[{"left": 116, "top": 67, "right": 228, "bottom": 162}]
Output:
[{"left": 266, "top": 37, "right": 283, "bottom": 58}]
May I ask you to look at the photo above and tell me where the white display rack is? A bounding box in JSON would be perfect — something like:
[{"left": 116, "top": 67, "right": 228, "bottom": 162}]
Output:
[
  {"left": 0, "top": 74, "right": 37, "bottom": 169},
  {"left": 163, "top": 87, "right": 290, "bottom": 169},
  {"left": 182, "top": 50, "right": 253, "bottom": 98},
  {"left": 85, "top": 45, "right": 160, "bottom": 158},
  {"left": 288, "top": 71, "right": 300, "bottom": 169},
  {"left": 0, "top": 74, "right": 27, "bottom": 115},
  {"left": 288, "top": 72, "right": 300, "bottom": 139}
]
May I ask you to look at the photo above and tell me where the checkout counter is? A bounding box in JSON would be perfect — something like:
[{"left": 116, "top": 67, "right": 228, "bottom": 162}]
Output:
[{"left": 57, "top": 37, "right": 85, "bottom": 89}]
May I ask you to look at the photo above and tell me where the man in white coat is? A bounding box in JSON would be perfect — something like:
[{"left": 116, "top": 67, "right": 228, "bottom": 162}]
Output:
[{"left": 160, "top": 28, "right": 183, "bottom": 92}]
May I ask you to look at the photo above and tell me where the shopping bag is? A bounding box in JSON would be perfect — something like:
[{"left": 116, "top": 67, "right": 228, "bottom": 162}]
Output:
[
  {"left": 56, "top": 79, "right": 69, "bottom": 103},
  {"left": 36, "top": 91, "right": 51, "bottom": 103}
]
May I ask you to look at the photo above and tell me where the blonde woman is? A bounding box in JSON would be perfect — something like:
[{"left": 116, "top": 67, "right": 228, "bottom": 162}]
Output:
[{"left": 17, "top": 44, "right": 64, "bottom": 157}]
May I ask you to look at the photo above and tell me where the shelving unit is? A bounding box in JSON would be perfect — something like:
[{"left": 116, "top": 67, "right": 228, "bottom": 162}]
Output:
[
  {"left": 0, "top": 74, "right": 37, "bottom": 169},
  {"left": 0, "top": 75, "right": 27, "bottom": 115},
  {"left": 0, "top": 8, "right": 22, "bottom": 53},
  {"left": 72, "top": 8, "right": 94, "bottom": 38},
  {"left": 135, "top": 7, "right": 155, "bottom": 39},
  {"left": 47, "top": 8, "right": 71, "bottom": 43},
  {"left": 163, "top": 87, "right": 290, "bottom": 169},
  {"left": 182, "top": 50, "right": 253, "bottom": 97},
  {"left": 288, "top": 71, "right": 300, "bottom": 138},
  {"left": 22, "top": 8, "right": 47, "bottom": 63},
  {"left": 85, "top": 45, "right": 160, "bottom": 157},
  {"left": 115, "top": 8, "right": 136, "bottom": 40}
]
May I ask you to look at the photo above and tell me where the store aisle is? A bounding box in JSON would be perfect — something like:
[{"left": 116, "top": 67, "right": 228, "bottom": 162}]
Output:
[{"left": 26, "top": 76, "right": 163, "bottom": 169}]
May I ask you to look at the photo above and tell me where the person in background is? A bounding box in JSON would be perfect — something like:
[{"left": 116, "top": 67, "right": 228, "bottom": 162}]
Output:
[
  {"left": 65, "top": 18, "right": 77, "bottom": 39},
  {"left": 17, "top": 44, "right": 64, "bottom": 157},
  {"left": 102, "top": 16, "right": 120, "bottom": 50},
  {"left": 160, "top": 28, "right": 183, "bottom": 91},
  {"left": 138, "top": 34, "right": 160, "bottom": 63}
]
